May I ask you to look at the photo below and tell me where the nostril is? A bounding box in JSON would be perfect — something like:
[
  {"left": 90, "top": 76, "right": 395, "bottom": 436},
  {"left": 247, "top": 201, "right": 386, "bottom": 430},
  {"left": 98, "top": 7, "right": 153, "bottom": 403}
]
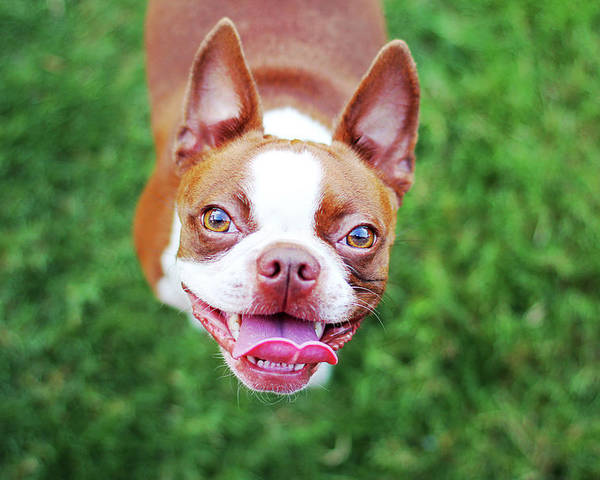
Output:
[
  {"left": 297, "top": 261, "right": 320, "bottom": 282},
  {"left": 259, "top": 259, "right": 281, "bottom": 279},
  {"left": 269, "top": 260, "right": 281, "bottom": 278}
]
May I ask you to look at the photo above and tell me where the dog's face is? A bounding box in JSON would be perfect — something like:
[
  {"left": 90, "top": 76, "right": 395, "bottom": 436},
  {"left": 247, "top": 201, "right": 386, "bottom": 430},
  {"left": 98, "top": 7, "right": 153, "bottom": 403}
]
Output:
[
  {"left": 172, "top": 20, "right": 419, "bottom": 393},
  {"left": 176, "top": 138, "right": 398, "bottom": 392}
]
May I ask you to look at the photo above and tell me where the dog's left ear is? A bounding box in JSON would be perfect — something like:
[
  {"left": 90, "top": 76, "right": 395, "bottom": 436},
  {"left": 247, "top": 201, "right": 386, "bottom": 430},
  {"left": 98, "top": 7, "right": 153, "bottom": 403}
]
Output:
[
  {"left": 174, "top": 18, "right": 263, "bottom": 174},
  {"left": 333, "top": 40, "right": 420, "bottom": 202}
]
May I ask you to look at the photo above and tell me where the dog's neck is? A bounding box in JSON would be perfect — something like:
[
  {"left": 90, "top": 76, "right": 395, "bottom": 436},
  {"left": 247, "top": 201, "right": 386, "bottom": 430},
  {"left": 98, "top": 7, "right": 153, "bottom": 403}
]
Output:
[{"left": 263, "top": 107, "right": 332, "bottom": 144}]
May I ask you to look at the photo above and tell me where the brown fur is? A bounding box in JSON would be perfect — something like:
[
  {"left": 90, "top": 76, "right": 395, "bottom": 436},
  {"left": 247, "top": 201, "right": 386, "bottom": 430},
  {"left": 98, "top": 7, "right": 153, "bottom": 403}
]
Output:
[{"left": 145, "top": 0, "right": 386, "bottom": 137}]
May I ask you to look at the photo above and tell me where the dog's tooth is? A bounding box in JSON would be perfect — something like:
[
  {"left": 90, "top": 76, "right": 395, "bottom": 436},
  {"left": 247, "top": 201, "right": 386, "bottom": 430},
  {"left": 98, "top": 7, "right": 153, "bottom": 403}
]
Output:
[
  {"left": 314, "top": 322, "right": 325, "bottom": 339},
  {"left": 252, "top": 358, "right": 305, "bottom": 371},
  {"left": 227, "top": 313, "right": 241, "bottom": 340}
]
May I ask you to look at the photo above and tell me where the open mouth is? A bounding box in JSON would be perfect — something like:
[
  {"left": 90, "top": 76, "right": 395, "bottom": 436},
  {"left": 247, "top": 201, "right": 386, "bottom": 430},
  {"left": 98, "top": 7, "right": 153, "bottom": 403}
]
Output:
[{"left": 182, "top": 284, "right": 361, "bottom": 392}]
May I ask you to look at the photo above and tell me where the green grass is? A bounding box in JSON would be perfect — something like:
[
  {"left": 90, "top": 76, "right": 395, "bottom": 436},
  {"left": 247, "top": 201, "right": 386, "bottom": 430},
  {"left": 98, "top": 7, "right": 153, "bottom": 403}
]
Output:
[{"left": 1, "top": 0, "right": 599, "bottom": 478}]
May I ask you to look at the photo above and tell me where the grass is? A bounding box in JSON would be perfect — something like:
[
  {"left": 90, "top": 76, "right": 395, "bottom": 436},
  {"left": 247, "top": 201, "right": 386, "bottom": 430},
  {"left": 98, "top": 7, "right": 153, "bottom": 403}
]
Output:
[{"left": 1, "top": 0, "right": 599, "bottom": 478}]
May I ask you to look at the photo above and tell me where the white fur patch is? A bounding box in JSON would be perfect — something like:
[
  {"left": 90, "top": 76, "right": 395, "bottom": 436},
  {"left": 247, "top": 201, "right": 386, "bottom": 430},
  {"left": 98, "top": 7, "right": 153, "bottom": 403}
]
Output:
[
  {"left": 263, "top": 107, "right": 332, "bottom": 144},
  {"left": 156, "top": 210, "right": 190, "bottom": 311},
  {"left": 307, "top": 363, "right": 333, "bottom": 389},
  {"left": 249, "top": 149, "right": 322, "bottom": 233}
]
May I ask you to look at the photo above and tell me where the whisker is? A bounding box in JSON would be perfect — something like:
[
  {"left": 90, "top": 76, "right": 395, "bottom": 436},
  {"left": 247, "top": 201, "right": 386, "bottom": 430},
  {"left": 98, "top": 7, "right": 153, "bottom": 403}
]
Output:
[
  {"left": 351, "top": 285, "right": 385, "bottom": 306},
  {"left": 350, "top": 300, "right": 385, "bottom": 330},
  {"left": 344, "top": 262, "right": 387, "bottom": 283},
  {"left": 217, "top": 370, "right": 236, "bottom": 381},
  {"left": 351, "top": 301, "right": 379, "bottom": 317},
  {"left": 352, "top": 284, "right": 381, "bottom": 297}
]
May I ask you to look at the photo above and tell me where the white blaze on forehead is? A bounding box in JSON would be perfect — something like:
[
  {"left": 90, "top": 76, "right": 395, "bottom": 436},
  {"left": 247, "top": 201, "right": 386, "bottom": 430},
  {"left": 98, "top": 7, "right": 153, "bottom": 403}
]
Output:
[{"left": 249, "top": 149, "right": 322, "bottom": 232}]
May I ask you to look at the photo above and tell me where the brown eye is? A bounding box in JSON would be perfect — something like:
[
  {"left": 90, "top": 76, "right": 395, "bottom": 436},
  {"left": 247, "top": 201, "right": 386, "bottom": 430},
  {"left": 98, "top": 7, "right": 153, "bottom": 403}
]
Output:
[
  {"left": 203, "top": 207, "right": 233, "bottom": 233},
  {"left": 346, "top": 225, "right": 375, "bottom": 249}
]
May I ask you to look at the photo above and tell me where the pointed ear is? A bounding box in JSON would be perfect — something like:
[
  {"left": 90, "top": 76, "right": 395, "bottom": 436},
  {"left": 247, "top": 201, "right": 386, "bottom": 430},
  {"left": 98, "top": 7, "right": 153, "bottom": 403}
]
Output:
[
  {"left": 174, "top": 18, "right": 263, "bottom": 174},
  {"left": 333, "top": 40, "right": 420, "bottom": 201}
]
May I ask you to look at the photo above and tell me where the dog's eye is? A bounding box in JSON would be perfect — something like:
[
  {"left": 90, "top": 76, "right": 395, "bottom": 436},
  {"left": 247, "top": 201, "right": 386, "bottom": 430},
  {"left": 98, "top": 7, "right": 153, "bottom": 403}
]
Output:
[
  {"left": 203, "top": 207, "right": 234, "bottom": 233},
  {"left": 346, "top": 226, "right": 375, "bottom": 249}
]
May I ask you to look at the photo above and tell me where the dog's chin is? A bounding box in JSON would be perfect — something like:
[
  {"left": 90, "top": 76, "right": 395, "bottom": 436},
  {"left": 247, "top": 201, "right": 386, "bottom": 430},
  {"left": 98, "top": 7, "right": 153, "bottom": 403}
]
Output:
[
  {"left": 182, "top": 284, "right": 362, "bottom": 394},
  {"left": 221, "top": 348, "right": 319, "bottom": 394}
]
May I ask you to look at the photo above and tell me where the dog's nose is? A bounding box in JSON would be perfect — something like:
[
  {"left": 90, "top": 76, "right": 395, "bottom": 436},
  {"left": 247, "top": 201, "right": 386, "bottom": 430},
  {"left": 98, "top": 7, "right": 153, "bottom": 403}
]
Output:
[{"left": 257, "top": 244, "right": 321, "bottom": 302}]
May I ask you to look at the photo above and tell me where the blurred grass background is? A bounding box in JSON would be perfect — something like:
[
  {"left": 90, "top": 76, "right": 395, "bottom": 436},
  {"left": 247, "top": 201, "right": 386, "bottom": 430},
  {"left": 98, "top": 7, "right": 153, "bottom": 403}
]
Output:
[{"left": 1, "top": 0, "right": 599, "bottom": 478}]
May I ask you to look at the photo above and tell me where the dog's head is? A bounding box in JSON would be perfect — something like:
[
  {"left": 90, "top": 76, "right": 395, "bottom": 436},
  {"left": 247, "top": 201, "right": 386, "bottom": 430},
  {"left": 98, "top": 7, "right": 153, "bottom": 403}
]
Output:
[{"left": 173, "top": 19, "right": 419, "bottom": 393}]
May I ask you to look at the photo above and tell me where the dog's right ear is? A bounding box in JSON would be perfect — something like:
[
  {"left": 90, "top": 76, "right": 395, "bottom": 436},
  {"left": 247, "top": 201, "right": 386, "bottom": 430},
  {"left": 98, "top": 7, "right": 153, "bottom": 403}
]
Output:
[{"left": 174, "top": 18, "right": 263, "bottom": 174}]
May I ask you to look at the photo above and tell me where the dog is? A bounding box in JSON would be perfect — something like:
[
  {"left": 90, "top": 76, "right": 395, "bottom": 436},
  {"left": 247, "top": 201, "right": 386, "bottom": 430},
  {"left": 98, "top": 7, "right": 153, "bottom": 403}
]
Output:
[{"left": 134, "top": 0, "right": 420, "bottom": 394}]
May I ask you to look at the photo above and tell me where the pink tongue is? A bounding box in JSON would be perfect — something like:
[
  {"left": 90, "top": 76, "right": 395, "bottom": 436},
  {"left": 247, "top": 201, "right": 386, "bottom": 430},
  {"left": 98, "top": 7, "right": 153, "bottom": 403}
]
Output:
[{"left": 232, "top": 314, "right": 338, "bottom": 365}]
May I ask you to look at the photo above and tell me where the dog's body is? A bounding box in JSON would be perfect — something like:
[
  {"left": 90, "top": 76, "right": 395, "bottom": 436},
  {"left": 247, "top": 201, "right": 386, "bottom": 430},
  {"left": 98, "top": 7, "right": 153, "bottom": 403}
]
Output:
[{"left": 135, "top": 0, "right": 420, "bottom": 393}]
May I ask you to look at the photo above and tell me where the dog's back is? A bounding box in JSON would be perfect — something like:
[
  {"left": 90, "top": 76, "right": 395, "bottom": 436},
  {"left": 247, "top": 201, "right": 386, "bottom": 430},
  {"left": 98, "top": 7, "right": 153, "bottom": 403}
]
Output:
[{"left": 145, "top": 0, "right": 387, "bottom": 160}]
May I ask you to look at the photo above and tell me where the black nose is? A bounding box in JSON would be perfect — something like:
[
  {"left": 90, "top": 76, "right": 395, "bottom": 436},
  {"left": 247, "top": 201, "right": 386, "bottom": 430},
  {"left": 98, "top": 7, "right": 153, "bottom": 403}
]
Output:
[{"left": 257, "top": 243, "right": 321, "bottom": 301}]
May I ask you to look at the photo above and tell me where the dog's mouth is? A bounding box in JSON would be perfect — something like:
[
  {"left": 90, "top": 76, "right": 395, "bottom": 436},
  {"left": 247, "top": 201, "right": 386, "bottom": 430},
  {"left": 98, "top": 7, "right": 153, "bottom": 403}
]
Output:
[{"left": 182, "top": 284, "right": 361, "bottom": 392}]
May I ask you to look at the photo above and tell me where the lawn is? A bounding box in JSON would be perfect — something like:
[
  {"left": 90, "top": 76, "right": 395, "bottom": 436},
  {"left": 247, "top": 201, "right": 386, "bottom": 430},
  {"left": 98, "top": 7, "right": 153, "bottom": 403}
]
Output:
[{"left": 1, "top": 0, "right": 599, "bottom": 478}]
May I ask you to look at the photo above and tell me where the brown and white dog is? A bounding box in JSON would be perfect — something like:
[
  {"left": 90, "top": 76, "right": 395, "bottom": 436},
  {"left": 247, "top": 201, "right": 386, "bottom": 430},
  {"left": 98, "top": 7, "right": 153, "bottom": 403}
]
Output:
[{"left": 134, "top": 0, "right": 420, "bottom": 394}]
